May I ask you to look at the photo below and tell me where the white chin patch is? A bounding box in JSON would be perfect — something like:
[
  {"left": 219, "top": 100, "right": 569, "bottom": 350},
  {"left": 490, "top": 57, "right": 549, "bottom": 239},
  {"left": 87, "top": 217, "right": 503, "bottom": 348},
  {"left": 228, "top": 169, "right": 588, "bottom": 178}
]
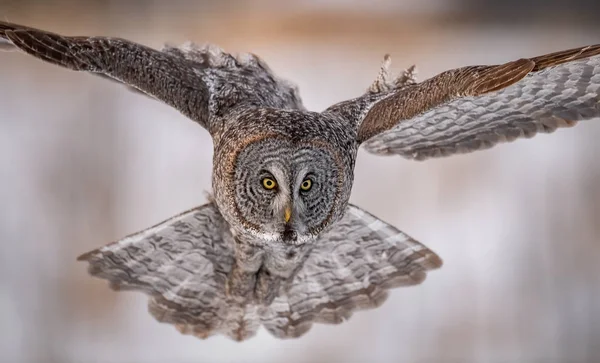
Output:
[
  {"left": 253, "top": 230, "right": 314, "bottom": 245},
  {"left": 254, "top": 231, "right": 281, "bottom": 241}
]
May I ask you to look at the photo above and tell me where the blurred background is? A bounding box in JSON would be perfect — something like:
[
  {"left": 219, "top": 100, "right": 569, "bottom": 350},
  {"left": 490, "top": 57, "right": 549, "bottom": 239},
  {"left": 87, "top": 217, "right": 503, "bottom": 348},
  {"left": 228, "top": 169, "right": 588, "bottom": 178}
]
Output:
[{"left": 1, "top": 1, "right": 599, "bottom": 362}]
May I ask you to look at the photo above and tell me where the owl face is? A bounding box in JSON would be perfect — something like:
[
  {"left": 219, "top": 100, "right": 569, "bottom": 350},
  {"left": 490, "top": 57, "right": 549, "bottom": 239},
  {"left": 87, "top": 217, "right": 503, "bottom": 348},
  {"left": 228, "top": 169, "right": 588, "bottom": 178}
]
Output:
[{"left": 230, "top": 138, "right": 342, "bottom": 244}]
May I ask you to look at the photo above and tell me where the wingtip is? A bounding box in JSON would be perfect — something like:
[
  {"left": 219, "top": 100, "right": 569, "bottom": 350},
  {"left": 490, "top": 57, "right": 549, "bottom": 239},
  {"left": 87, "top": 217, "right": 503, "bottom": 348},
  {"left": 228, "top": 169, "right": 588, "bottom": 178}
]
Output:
[
  {"left": 531, "top": 43, "right": 600, "bottom": 71},
  {"left": 0, "top": 21, "right": 13, "bottom": 48},
  {"left": 0, "top": 21, "right": 21, "bottom": 39},
  {"left": 0, "top": 20, "right": 13, "bottom": 34},
  {"left": 76, "top": 248, "right": 98, "bottom": 262},
  {"left": 407, "top": 236, "right": 444, "bottom": 271},
  {"left": 427, "top": 252, "right": 444, "bottom": 270}
]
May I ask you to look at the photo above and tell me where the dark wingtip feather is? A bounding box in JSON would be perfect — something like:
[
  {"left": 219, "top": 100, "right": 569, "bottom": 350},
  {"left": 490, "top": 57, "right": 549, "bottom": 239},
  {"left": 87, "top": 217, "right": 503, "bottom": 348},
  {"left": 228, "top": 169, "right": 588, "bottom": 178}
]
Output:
[
  {"left": 531, "top": 44, "right": 600, "bottom": 71},
  {"left": 0, "top": 21, "right": 16, "bottom": 49},
  {"left": 0, "top": 20, "right": 16, "bottom": 35}
]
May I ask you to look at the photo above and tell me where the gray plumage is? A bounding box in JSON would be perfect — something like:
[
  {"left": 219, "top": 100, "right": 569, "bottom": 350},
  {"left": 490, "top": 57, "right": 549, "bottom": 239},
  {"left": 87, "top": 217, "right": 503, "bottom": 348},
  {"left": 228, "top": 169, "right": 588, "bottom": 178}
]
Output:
[
  {"left": 80, "top": 202, "right": 439, "bottom": 341},
  {"left": 1, "top": 21, "right": 599, "bottom": 341}
]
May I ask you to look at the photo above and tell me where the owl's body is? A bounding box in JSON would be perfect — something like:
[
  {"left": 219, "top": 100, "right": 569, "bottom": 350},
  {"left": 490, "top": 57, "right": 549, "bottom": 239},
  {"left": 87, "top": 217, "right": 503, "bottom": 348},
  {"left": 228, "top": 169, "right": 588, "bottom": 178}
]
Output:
[
  {"left": 2, "top": 21, "right": 600, "bottom": 341},
  {"left": 212, "top": 108, "right": 359, "bottom": 303}
]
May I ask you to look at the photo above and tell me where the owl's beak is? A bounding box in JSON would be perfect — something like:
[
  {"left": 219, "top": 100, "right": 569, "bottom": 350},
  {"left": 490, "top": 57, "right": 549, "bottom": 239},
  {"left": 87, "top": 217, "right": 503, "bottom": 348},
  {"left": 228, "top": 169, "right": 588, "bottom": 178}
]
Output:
[{"left": 281, "top": 203, "right": 298, "bottom": 243}]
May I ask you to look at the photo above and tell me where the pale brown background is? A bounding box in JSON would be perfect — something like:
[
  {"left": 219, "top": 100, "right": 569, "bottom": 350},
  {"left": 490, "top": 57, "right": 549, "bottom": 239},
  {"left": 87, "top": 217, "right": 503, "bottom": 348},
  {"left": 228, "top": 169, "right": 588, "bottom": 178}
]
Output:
[{"left": 0, "top": 1, "right": 599, "bottom": 362}]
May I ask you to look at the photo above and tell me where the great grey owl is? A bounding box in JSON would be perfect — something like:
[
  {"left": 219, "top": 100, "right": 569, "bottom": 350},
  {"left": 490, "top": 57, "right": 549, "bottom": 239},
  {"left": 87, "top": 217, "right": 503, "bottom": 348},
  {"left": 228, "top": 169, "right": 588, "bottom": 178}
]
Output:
[{"left": 2, "top": 21, "right": 599, "bottom": 341}]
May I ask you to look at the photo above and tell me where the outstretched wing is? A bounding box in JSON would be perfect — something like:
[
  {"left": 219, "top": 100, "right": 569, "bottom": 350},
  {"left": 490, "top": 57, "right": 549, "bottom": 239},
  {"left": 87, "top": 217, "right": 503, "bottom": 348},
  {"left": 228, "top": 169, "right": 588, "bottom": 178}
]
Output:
[
  {"left": 260, "top": 204, "right": 442, "bottom": 338},
  {"left": 77, "top": 203, "right": 260, "bottom": 341},
  {"left": 327, "top": 44, "right": 600, "bottom": 160},
  {"left": 0, "top": 21, "right": 303, "bottom": 134}
]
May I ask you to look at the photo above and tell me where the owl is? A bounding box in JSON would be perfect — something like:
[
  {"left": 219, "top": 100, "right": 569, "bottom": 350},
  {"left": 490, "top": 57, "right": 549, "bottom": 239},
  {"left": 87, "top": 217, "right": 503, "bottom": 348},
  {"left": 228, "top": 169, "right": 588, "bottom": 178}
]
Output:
[{"left": 2, "top": 21, "right": 599, "bottom": 341}]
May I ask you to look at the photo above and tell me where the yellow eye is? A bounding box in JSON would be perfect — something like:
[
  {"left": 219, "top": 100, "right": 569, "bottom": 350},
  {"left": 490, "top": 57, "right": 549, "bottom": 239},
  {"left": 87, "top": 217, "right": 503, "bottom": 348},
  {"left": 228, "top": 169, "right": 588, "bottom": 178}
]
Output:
[
  {"left": 262, "top": 177, "right": 277, "bottom": 190},
  {"left": 300, "top": 179, "right": 312, "bottom": 191}
]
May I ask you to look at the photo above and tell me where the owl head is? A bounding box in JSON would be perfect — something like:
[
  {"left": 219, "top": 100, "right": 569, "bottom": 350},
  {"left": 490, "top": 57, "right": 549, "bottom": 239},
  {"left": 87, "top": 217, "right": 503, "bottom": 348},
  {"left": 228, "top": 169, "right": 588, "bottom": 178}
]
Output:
[{"left": 212, "top": 110, "right": 357, "bottom": 245}]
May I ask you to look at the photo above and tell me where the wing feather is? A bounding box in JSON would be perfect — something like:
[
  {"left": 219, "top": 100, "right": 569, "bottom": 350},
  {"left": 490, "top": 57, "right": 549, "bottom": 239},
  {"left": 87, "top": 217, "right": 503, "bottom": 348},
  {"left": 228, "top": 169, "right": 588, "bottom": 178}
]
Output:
[
  {"left": 77, "top": 203, "right": 261, "bottom": 341},
  {"left": 0, "top": 21, "right": 303, "bottom": 133},
  {"left": 79, "top": 203, "right": 441, "bottom": 340},
  {"left": 348, "top": 44, "right": 600, "bottom": 160},
  {"left": 260, "top": 204, "right": 441, "bottom": 338}
]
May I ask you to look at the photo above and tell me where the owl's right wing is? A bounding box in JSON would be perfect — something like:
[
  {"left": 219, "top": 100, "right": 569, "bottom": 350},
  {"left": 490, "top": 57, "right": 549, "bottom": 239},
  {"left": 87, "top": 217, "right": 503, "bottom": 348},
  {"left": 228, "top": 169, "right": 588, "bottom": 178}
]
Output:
[
  {"left": 0, "top": 21, "right": 303, "bottom": 134},
  {"left": 260, "top": 204, "right": 442, "bottom": 338}
]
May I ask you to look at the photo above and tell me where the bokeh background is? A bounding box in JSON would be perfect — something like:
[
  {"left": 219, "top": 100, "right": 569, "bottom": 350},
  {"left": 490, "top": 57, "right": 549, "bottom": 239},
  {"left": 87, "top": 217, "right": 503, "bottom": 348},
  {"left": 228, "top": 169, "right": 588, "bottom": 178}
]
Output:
[{"left": 1, "top": 1, "right": 599, "bottom": 362}]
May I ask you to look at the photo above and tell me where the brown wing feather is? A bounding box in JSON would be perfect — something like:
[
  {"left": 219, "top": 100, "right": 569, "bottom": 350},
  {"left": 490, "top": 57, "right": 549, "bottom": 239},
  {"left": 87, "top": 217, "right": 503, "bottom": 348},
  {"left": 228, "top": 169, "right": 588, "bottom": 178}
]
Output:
[
  {"left": 0, "top": 21, "right": 212, "bottom": 126},
  {"left": 0, "top": 21, "right": 304, "bottom": 133},
  {"left": 531, "top": 44, "right": 600, "bottom": 71},
  {"left": 355, "top": 44, "right": 600, "bottom": 159},
  {"left": 356, "top": 59, "right": 535, "bottom": 142}
]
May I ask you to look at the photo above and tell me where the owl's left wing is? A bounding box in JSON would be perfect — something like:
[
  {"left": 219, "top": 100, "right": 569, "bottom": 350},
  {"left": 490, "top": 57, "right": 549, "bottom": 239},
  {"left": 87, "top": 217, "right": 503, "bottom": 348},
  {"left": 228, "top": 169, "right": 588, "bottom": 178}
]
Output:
[
  {"left": 77, "top": 203, "right": 263, "bottom": 341},
  {"left": 327, "top": 44, "right": 600, "bottom": 160},
  {"left": 260, "top": 204, "right": 442, "bottom": 338}
]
